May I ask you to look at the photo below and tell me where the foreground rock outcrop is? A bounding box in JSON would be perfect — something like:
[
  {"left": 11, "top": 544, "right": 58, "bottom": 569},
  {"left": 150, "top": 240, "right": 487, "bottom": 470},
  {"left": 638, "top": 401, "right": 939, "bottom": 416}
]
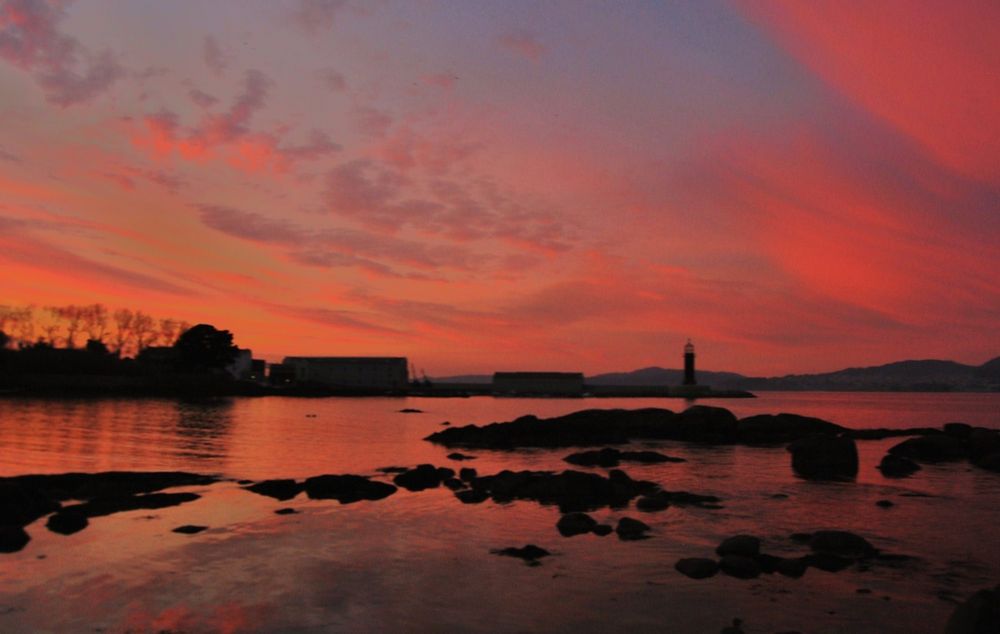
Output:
[
  {"left": 787, "top": 435, "right": 859, "bottom": 480},
  {"left": 946, "top": 584, "right": 1000, "bottom": 634},
  {"left": 458, "top": 468, "right": 660, "bottom": 513}
]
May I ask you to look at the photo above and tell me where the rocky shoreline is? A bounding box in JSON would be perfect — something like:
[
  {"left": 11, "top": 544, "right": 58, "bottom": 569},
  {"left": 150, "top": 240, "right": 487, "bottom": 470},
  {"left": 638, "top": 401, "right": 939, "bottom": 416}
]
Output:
[{"left": 2, "top": 404, "right": 998, "bottom": 632}]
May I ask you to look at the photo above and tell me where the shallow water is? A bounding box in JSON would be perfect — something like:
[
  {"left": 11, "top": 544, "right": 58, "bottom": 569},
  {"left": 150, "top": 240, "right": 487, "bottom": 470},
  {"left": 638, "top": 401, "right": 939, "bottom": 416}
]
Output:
[{"left": 1, "top": 392, "right": 998, "bottom": 633}]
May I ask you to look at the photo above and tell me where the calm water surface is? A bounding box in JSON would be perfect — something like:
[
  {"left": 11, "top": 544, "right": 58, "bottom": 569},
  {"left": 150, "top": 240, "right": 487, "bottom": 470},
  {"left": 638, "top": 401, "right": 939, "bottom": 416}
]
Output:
[{"left": 1, "top": 392, "right": 998, "bottom": 633}]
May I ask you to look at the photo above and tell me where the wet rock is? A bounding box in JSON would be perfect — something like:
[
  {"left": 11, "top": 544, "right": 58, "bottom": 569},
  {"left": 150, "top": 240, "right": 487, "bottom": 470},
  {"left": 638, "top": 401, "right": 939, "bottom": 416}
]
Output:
[
  {"left": 459, "top": 468, "right": 478, "bottom": 482},
  {"left": 787, "top": 434, "right": 858, "bottom": 480},
  {"left": 61, "top": 492, "right": 201, "bottom": 519},
  {"left": 244, "top": 479, "right": 302, "bottom": 501},
  {"left": 944, "top": 423, "right": 973, "bottom": 438},
  {"left": 716, "top": 535, "right": 761, "bottom": 558},
  {"left": 492, "top": 544, "right": 550, "bottom": 564},
  {"left": 973, "top": 452, "right": 1000, "bottom": 473},
  {"left": 0, "top": 525, "right": 30, "bottom": 553},
  {"left": 945, "top": 584, "right": 1000, "bottom": 634},
  {"left": 0, "top": 482, "right": 61, "bottom": 527},
  {"left": 615, "top": 517, "right": 650, "bottom": 540},
  {"left": 443, "top": 478, "right": 465, "bottom": 491},
  {"left": 1, "top": 472, "right": 217, "bottom": 502},
  {"left": 719, "top": 555, "right": 761, "bottom": 579},
  {"left": 877, "top": 454, "right": 921, "bottom": 478},
  {"left": 454, "top": 488, "right": 489, "bottom": 504},
  {"left": 889, "top": 435, "right": 966, "bottom": 463},
  {"left": 172, "top": 525, "right": 207, "bottom": 534},
  {"left": 398, "top": 408, "right": 423, "bottom": 413},
  {"left": 789, "top": 532, "right": 812, "bottom": 544},
  {"left": 45, "top": 510, "right": 88, "bottom": 535},
  {"left": 471, "top": 469, "right": 658, "bottom": 513},
  {"left": 274, "top": 508, "right": 298, "bottom": 515},
  {"left": 876, "top": 499, "right": 894, "bottom": 508},
  {"left": 376, "top": 466, "right": 409, "bottom": 474},
  {"left": 969, "top": 430, "right": 1000, "bottom": 462},
  {"left": 808, "top": 530, "right": 877, "bottom": 559},
  {"left": 593, "top": 524, "right": 613, "bottom": 536},
  {"left": 303, "top": 475, "right": 397, "bottom": 503},
  {"left": 556, "top": 512, "right": 598, "bottom": 537},
  {"left": 775, "top": 556, "right": 808, "bottom": 578},
  {"left": 236, "top": 479, "right": 253, "bottom": 485},
  {"left": 393, "top": 465, "right": 455, "bottom": 491},
  {"left": 675, "top": 557, "right": 719, "bottom": 579},
  {"left": 636, "top": 493, "right": 670, "bottom": 512},
  {"left": 673, "top": 406, "right": 739, "bottom": 444},
  {"left": 738, "top": 413, "right": 845, "bottom": 444},
  {"left": 447, "top": 452, "right": 477, "bottom": 461}
]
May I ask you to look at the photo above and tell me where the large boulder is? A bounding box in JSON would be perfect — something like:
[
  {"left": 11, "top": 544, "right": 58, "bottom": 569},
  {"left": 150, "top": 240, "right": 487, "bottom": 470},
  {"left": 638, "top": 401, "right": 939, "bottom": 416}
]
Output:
[
  {"left": 675, "top": 558, "right": 719, "bottom": 579},
  {"left": 304, "top": 475, "right": 397, "bottom": 503},
  {"left": 46, "top": 510, "right": 89, "bottom": 535},
  {"left": 393, "top": 465, "right": 455, "bottom": 491},
  {"left": 877, "top": 454, "right": 921, "bottom": 478},
  {"left": 888, "top": 435, "right": 966, "bottom": 463},
  {"left": 615, "top": 517, "right": 651, "bottom": 540},
  {"left": 0, "top": 525, "right": 30, "bottom": 553},
  {"left": 719, "top": 554, "right": 761, "bottom": 579},
  {"left": 244, "top": 479, "right": 303, "bottom": 501},
  {"left": 0, "top": 482, "right": 61, "bottom": 527},
  {"left": 673, "top": 406, "right": 739, "bottom": 443},
  {"left": 556, "top": 512, "right": 598, "bottom": 537},
  {"left": 787, "top": 434, "right": 858, "bottom": 480},
  {"left": 716, "top": 535, "right": 761, "bottom": 558},
  {"left": 808, "top": 530, "right": 877, "bottom": 559},
  {"left": 738, "top": 413, "right": 844, "bottom": 444},
  {"left": 946, "top": 584, "right": 1000, "bottom": 634}
]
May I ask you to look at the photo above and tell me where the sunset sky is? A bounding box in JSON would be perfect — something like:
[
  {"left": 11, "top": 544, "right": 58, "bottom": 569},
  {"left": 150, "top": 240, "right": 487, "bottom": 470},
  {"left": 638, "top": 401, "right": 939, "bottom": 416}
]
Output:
[{"left": 1, "top": 0, "right": 998, "bottom": 376}]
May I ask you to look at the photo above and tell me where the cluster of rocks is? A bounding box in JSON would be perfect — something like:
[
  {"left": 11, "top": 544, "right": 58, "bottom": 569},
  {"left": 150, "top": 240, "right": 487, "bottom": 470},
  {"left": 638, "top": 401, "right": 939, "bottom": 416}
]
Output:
[
  {"left": 244, "top": 475, "right": 397, "bottom": 503},
  {"left": 563, "top": 447, "right": 685, "bottom": 468},
  {"left": 879, "top": 424, "right": 1000, "bottom": 475},
  {"left": 675, "top": 531, "right": 911, "bottom": 581},
  {"left": 0, "top": 471, "right": 218, "bottom": 551},
  {"left": 555, "top": 512, "right": 651, "bottom": 540},
  {"left": 425, "top": 407, "right": 853, "bottom": 449},
  {"left": 491, "top": 544, "right": 550, "bottom": 565}
]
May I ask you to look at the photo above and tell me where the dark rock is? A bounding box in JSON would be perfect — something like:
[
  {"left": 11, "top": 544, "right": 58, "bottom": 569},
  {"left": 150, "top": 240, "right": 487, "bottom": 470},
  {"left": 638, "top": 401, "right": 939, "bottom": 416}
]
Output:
[
  {"left": 492, "top": 544, "right": 550, "bottom": 563},
  {"left": 274, "top": 508, "right": 298, "bottom": 515},
  {"left": 770, "top": 493, "right": 789, "bottom": 499},
  {"left": 593, "top": 524, "right": 613, "bottom": 536},
  {"left": 236, "top": 479, "right": 253, "bottom": 485},
  {"left": 945, "top": 584, "right": 1000, "bottom": 634},
  {"left": 459, "top": 468, "right": 478, "bottom": 482},
  {"left": 847, "top": 427, "right": 940, "bottom": 440},
  {"left": 454, "top": 488, "right": 489, "bottom": 504},
  {"left": 719, "top": 555, "right": 761, "bottom": 579},
  {"left": 720, "top": 618, "right": 745, "bottom": 634},
  {"left": 667, "top": 491, "right": 722, "bottom": 507},
  {"left": 636, "top": 493, "right": 670, "bottom": 512},
  {"left": 443, "top": 478, "right": 465, "bottom": 491},
  {"left": 787, "top": 434, "right": 858, "bottom": 480},
  {"left": 398, "top": 408, "right": 423, "bottom": 413},
  {"left": 889, "top": 435, "right": 966, "bottom": 463},
  {"left": 755, "top": 553, "right": 783, "bottom": 573},
  {"left": 790, "top": 532, "right": 812, "bottom": 544},
  {"left": 244, "top": 479, "right": 302, "bottom": 501},
  {"left": 622, "top": 450, "right": 685, "bottom": 463},
  {"left": 775, "top": 556, "right": 808, "bottom": 578},
  {"left": 673, "top": 406, "right": 739, "bottom": 443},
  {"left": 738, "top": 413, "right": 844, "bottom": 444},
  {"left": 973, "top": 452, "right": 1000, "bottom": 473},
  {"left": 303, "top": 475, "right": 397, "bottom": 503},
  {"left": 470, "top": 469, "right": 658, "bottom": 513},
  {"left": 808, "top": 530, "right": 877, "bottom": 559},
  {"left": 393, "top": 464, "right": 454, "bottom": 491},
  {"left": 0, "top": 525, "right": 30, "bottom": 553},
  {"left": 0, "top": 482, "right": 61, "bottom": 527},
  {"left": 556, "top": 512, "right": 598, "bottom": 537},
  {"left": 675, "top": 557, "right": 719, "bottom": 579},
  {"left": 969, "top": 430, "right": 1000, "bottom": 462},
  {"left": 876, "top": 499, "right": 894, "bottom": 508},
  {"left": 172, "top": 525, "right": 207, "bottom": 534},
  {"left": 440, "top": 421, "right": 450, "bottom": 426},
  {"left": 878, "top": 454, "right": 921, "bottom": 478},
  {"left": 447, "top": 452, "right": 477, "bottom": 461},
  {"left": 60, "top": 492, "right": 201, "bottom": 519},
  {"left": 45, "top": 510, "right": 88, "bottom": 535},
  {"left": 615, "top": 517, "right": 650, "bottom": 540},
  {"left": 0, "top": 471, "right": 216, "bottom": 502},
  {"left": 944, "top": 423, "right": 973, "bottom": 438},
  {"left": 376, "top": 466, "right": 409, "bottom": 474},
  {"left": 716, "top": 535, "right": 761, "bottom": 558},
  {"left": 804, "top": 553, "right": 854, "bottom": 572}
]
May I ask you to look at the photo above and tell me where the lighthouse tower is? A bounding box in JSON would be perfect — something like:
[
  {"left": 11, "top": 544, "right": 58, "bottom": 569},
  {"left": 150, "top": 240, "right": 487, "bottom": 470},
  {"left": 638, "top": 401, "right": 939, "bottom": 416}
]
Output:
[{"left": 683, "top": 340, "right": 696, "bottom": 385}]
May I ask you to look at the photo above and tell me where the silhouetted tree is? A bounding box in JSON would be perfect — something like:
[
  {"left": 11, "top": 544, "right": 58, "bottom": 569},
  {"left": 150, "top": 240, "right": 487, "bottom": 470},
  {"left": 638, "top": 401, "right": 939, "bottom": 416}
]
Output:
[
  {"left": 133, "top": 311, "right": 159, "bottom": 351},
  {"left": 0, "top": 330, "right": 9, "bottom": 350},
  {"left": 112, "top": 308, "right": 134, "bottom": 356},
  {"left": 83, "top": 304, "right": 109, "bottom": 342},
  {"left": 173, "top": 324, "right": 239, "bottom": 370},
  {"left": 85, "top": 338, "right": 110, "bottom": 356}
]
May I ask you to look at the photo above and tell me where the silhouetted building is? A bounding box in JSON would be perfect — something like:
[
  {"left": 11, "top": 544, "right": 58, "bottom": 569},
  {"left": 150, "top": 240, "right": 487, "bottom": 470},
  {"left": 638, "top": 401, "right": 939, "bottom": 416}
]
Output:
[
  {"left": 249, "top": 359, "right": 266, "bottom": 383},
  {"left": 268, "top": 363, "right": 296, "bottom": 386},
  {"left": 493, "top": 372, "right": 585, "bottom": 396},
  {"left": 683, "top": 340, "right": 696, "bottom": 385},
  {"left": 282, "top": 356, "right": 409, "bottom": 390},
  {"left": 226, "top": 349, "right": 253, "bottom": 380}
]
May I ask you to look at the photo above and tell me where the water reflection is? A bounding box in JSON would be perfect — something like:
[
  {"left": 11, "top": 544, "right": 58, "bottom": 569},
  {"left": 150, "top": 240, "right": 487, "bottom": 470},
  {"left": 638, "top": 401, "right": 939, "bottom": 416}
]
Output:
[{"left": 172, "top": 398, "right": 234, "bottom": 462}]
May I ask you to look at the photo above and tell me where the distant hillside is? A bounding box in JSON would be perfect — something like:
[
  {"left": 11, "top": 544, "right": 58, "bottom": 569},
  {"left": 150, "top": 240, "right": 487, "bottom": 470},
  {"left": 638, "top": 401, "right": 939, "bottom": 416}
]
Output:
[{"left": 587, "top": 357, "right": 1000, "bottom": 392}]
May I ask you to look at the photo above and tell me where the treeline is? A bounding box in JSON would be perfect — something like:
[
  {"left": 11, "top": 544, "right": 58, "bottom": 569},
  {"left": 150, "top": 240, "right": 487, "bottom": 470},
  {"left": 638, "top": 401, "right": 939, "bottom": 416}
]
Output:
[{"left": 0, "top": 304, "right": 190, "bottom": 358}]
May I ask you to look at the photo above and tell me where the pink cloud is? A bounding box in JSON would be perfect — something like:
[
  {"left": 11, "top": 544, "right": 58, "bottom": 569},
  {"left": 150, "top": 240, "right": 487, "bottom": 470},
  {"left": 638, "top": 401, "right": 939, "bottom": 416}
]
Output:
[
  {"left": 498, "top": 30, "right": 546, "bottom": 61},
  {"left": 202, "top": 35, "right": 228, "bottom": 76}
]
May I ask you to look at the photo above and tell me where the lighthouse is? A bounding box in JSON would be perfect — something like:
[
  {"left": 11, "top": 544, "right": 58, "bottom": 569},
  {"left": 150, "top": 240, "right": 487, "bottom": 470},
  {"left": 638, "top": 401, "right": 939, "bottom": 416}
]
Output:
[{"left": 683, "top": 340, "right": 696, "bottom": 385}]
